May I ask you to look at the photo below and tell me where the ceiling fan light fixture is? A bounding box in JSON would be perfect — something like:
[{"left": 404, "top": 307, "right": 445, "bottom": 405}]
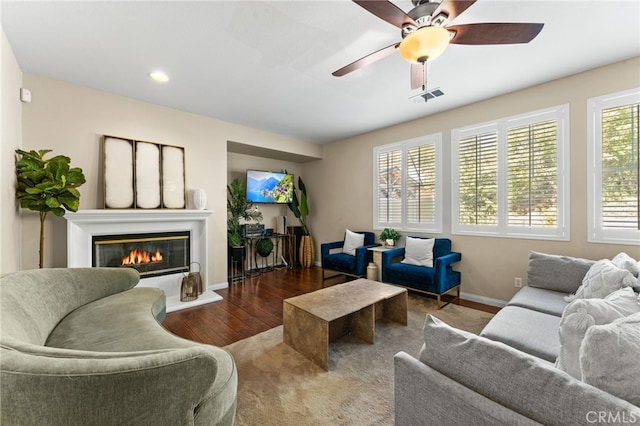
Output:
[{"left": 399, "top": 26, "right": 450, "bottom": 63}]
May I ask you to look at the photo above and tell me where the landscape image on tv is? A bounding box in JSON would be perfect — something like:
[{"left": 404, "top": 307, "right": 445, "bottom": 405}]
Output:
[{"left": 246, "top": 170, "right": 294, "bottom": 203}]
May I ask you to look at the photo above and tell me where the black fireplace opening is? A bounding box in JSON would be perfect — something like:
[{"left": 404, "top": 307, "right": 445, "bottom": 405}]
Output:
[{"left": 92, "top": 231, "right": 190, "bottom": 278}]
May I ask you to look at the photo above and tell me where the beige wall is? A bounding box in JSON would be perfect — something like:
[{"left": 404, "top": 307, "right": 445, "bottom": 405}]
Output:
[
  {"left": 227, "top": 152, "right": 303, "bottom": 231},
  {"left": 18, "top": 73, "right": 317, "bottom": 286},
  {"left": 307, "top": 57, "right": 640, "bottom": 304},
  {"left": 1, "top": 29, "right": 23, "bottom": 274},
  {"left": 9, "top": 54, "right": 640, "bottom": 302}
]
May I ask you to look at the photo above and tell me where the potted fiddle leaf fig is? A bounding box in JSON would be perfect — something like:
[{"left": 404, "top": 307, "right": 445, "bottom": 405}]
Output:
[{"left": 15, "top": 149, "right": 86, "bottom": 268}]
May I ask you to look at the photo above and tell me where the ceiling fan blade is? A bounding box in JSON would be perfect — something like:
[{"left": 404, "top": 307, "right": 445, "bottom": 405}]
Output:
[
  {"left": 448, "top": 23, "right": 544, "bottom": 45},
  {"left": 353, "top": 0, "right": 416, "bottom": 28},
  {"left": 332, "top": 42, "right": 400, "bottom": 77},
  {"left": 431, "top": 0, "right": 477, "bottom": 22},
  {"left": 410, "top": 63, "right": 425, "bottom": 90}
]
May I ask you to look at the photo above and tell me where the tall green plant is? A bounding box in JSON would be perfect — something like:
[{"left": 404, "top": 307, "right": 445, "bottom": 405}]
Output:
[
  {"left": 227, "top": 178, "right": 262, "bottom": 247},
  {"left": 15, "top": 149, "right": 86, "bottom": 268},
  {"left": 287, "top": 174, "right": 310, "bottom": 235}
]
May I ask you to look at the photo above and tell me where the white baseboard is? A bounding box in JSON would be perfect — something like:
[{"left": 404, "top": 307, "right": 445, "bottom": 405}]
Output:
[
  {"left": 460, "top": 291, "right": 507, "bottom": 308},
  {"left": 210, "top": 281, "right": 229, "bottom": 291}
]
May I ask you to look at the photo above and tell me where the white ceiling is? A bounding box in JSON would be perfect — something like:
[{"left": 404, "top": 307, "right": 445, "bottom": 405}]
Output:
[{"left": 2, "top": 0, "right": 639, "bottom": 144}]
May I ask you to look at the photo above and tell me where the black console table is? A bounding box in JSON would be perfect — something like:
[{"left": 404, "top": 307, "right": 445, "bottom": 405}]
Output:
[{"left": 245, "top": 233, "right": 294, "bottom": 274}]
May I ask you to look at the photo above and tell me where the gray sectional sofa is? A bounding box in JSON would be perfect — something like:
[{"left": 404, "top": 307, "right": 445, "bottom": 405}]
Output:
[
  {"left": 395, "top": 251, "right": 640, "bottom": 425},
  {"left": 0, "top": 267, "right": 237, "bottom": 426}
]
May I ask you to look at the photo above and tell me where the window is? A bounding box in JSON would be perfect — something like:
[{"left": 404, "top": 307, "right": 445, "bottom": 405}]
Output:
[
  {"left": 452, "top": 105, "right": 569, "bottom": 239},
  {"left": 374, "top": 134, "right": 442, "bottom": 233},
  {"left": 588, "top": 88, "right": 640, "bottom": 244}
]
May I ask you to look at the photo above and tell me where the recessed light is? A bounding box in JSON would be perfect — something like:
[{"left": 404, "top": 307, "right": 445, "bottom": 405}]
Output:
[{"left": 149, "top": 71, "right": 169, "bottom": 83}]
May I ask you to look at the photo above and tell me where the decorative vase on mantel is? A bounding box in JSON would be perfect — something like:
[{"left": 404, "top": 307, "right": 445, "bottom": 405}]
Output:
[
  {"left": 193, "top": 188, "right": 207, "bottom": 210},
  {"left": 299, "top": 235, "right": 314, "bottom": 268}
]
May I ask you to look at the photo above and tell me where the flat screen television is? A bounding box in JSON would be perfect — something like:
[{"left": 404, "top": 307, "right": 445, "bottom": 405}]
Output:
[{"left": 246, "top": 170, "right": 294, "bottom": 204}]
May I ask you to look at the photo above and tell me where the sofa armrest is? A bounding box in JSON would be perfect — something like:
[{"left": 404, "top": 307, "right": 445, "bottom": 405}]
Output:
[
  {"left": 352, "top": 243, "right": 381, "bottom": 275},
  {"left": 394, "top": 351, "right": 539, "bottom": 426},
  {"left": 434, "top": 252, "right": 462, "bottom": 291},
  {"left": 382, "top": 247, "right": 405, "bottom": 266},
  {"left": 321, "top": 241, "right": 344, "bottom": 260},
  {"left": 420, "top": 315, "right": 640, "bottom": 425},
  {"left": 1, "top": 344, "right": 236, "bottom": 426}
]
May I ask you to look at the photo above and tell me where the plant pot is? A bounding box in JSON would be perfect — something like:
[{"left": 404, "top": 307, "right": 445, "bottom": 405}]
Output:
[
  {"left": 386, "top": 239, "right": 395, "bottom": 247},
  {"left": 228, "top": 245, "right": 246, "bottom": 265},
  {"left": 299, "top": 235, "right": 315, "bottom": 268}
]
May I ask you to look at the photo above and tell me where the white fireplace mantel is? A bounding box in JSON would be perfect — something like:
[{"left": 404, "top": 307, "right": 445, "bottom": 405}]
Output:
[{"left": 65, "top": 209, "right": 221, "bottom": 312}]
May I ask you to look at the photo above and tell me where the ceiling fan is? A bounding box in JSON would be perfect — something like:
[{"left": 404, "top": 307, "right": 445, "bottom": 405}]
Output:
[{"left": 332, "top": 0, "right": 544, "bottom": 92}]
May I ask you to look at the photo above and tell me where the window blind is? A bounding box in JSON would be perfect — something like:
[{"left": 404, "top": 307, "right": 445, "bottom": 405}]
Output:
[
  {"left": 457, "top": 131, "right": 498, "bottom": 225},
  {"left": 601, "top": 103, "right": 640, "bottom": 230},
  {"left": 376, "top": 148, "right": 402, "bottom": 224},
  {"left": 406, "top": 144, "right": 436, "bottom": 225},
  {"left": 507, "top": 119, "right": 558, "bottom": 227}
]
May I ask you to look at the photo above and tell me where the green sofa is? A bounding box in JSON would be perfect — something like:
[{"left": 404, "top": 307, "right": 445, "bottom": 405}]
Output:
[{"left": 0, "top": 267, "right": 237, "bottom": 425}]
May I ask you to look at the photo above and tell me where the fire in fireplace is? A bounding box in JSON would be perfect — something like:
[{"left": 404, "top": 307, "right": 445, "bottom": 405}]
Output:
[{"left": 93, "top": 231, "right": 190, "bottom": 278}]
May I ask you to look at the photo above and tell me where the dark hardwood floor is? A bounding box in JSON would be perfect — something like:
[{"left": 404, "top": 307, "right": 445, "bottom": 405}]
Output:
[{"left": 162, "top": 266, "right": 500, "bottom": 347}]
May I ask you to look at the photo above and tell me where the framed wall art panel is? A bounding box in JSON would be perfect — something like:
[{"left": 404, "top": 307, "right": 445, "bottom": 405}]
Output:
[
  {"left": 135, "top": 141, "right": 161, "bottom": 209},
  {"left": 161, "top": 145, "right": 186, "bottom": 209},
  {"left": 102, "top": 135, "right": 186, "bottom": 209},
  {"left": 103, "top": 136, "right": 134, "bottom": 208}
]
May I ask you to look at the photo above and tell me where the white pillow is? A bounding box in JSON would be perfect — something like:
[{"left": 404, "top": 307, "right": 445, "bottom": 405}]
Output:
[
  {"left": 612, "top": 252, "right": 640, "bottom": 278},
  {"left": 401, "top": 237, "right": 435, "bottom": 267},
  {"left": 556, "top": 287, "right": 640, "bottom": 379},
  {"left": 565, "top": 259, "right": 637, "bottom": 302},
  {"left": 580, "top": 312, "right": 640, "bottom": 406},
  {"left": 342, "top": 229, "right": 364, "bottom": 256}
]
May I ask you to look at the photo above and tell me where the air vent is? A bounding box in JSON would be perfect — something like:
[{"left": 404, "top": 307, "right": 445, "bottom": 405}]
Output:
[{"left": 411, "top": 87, "right": 444, "bottom": 103}]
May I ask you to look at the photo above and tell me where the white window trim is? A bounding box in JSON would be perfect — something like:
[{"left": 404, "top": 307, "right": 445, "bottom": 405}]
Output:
[
  {"left": 587, "top": 88, "right": 640, "bottom": 245},
  {"left": 452, "top": 105, "right": 570, "bottom": 241},
  {"left": 373, "top": 133, "right": 443, "bottom": 234}
]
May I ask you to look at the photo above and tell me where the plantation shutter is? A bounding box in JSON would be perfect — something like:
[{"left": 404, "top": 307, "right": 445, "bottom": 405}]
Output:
[
  {"left": 376, "top": 148, "right": 402, "bottom": 225},
  {"left": 406, "top": 143, "right": 436, "bottom": 225},
  {"left": 457, "top": 131, "right": 498, "bottom": 225},
  {"left": 600, "top": 102, "right": 640, "bottom": 229},
  {"left": 507, "top": 119, "right": 558, "bottom": 227}
]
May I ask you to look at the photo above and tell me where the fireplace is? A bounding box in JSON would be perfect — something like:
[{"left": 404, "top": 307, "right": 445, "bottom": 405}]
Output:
[
  {"left": 93, "top": 231, "right": 190, "bottom": 278},
  {"left": 65, "top": 209, "right": 222, "bottom": 312}
]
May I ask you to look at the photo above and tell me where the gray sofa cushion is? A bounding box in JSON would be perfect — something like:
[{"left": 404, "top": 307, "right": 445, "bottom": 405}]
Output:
[
  {"left": 506, "top": 286, "right": 568, "bottom": 317},
  {"left": 420, "top": 315, "right": 640, "bottom": 425},
  {"left": 527, "top": 251, "right": 595, "bottom": 294},
  {"left": 395, "top": 352, "right": 542, "bottom": 426},
  {"left": 480, "top": 306, "right": 561, "bottom": 362}
]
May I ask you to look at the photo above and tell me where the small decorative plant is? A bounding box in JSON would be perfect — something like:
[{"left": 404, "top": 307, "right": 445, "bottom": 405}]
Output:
[
  {"left": 379, "top": 228, "right": 401, "bottom": 246},
  {"left": 15, "top": 149, "right": 86, "bottom": 268}
]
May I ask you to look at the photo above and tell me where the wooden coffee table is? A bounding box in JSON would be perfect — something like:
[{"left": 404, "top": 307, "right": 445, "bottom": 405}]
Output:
[{"left": 283, "top": 278, "right": 407, "bottom": 370}]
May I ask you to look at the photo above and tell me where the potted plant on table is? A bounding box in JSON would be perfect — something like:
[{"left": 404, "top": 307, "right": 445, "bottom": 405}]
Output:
[
  {"left": 379, "top": 228, "right": 401, "bottom": 247},
  {"left": 15, "top": 149, "right": 86, "bottom": 268},
  {"left": 227, "top": 178, "right": 262, "bottom": 265}
]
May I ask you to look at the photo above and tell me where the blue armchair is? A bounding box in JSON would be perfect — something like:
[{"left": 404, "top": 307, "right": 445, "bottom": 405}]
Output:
[
  {"left": 321, "top": 231, "right": 380, "bottom": 280},
  {"left": 381, "top": 238, "right": 461, "bottom": 309}
]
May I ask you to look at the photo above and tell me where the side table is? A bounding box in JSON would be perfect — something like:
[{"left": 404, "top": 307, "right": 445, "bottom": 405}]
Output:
[{"left": 367, "top": 246, "right": 394, "bottom": 282}]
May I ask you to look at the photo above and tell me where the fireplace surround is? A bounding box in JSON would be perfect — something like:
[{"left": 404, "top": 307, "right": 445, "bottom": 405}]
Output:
[{"left": 65, "top": 209, "right": 221, "bottom": 312}]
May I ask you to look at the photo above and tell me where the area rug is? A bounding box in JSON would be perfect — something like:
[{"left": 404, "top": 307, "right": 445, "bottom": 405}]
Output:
[{"left": 224, "top": 295, "right": 495, "bottom": 425}]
